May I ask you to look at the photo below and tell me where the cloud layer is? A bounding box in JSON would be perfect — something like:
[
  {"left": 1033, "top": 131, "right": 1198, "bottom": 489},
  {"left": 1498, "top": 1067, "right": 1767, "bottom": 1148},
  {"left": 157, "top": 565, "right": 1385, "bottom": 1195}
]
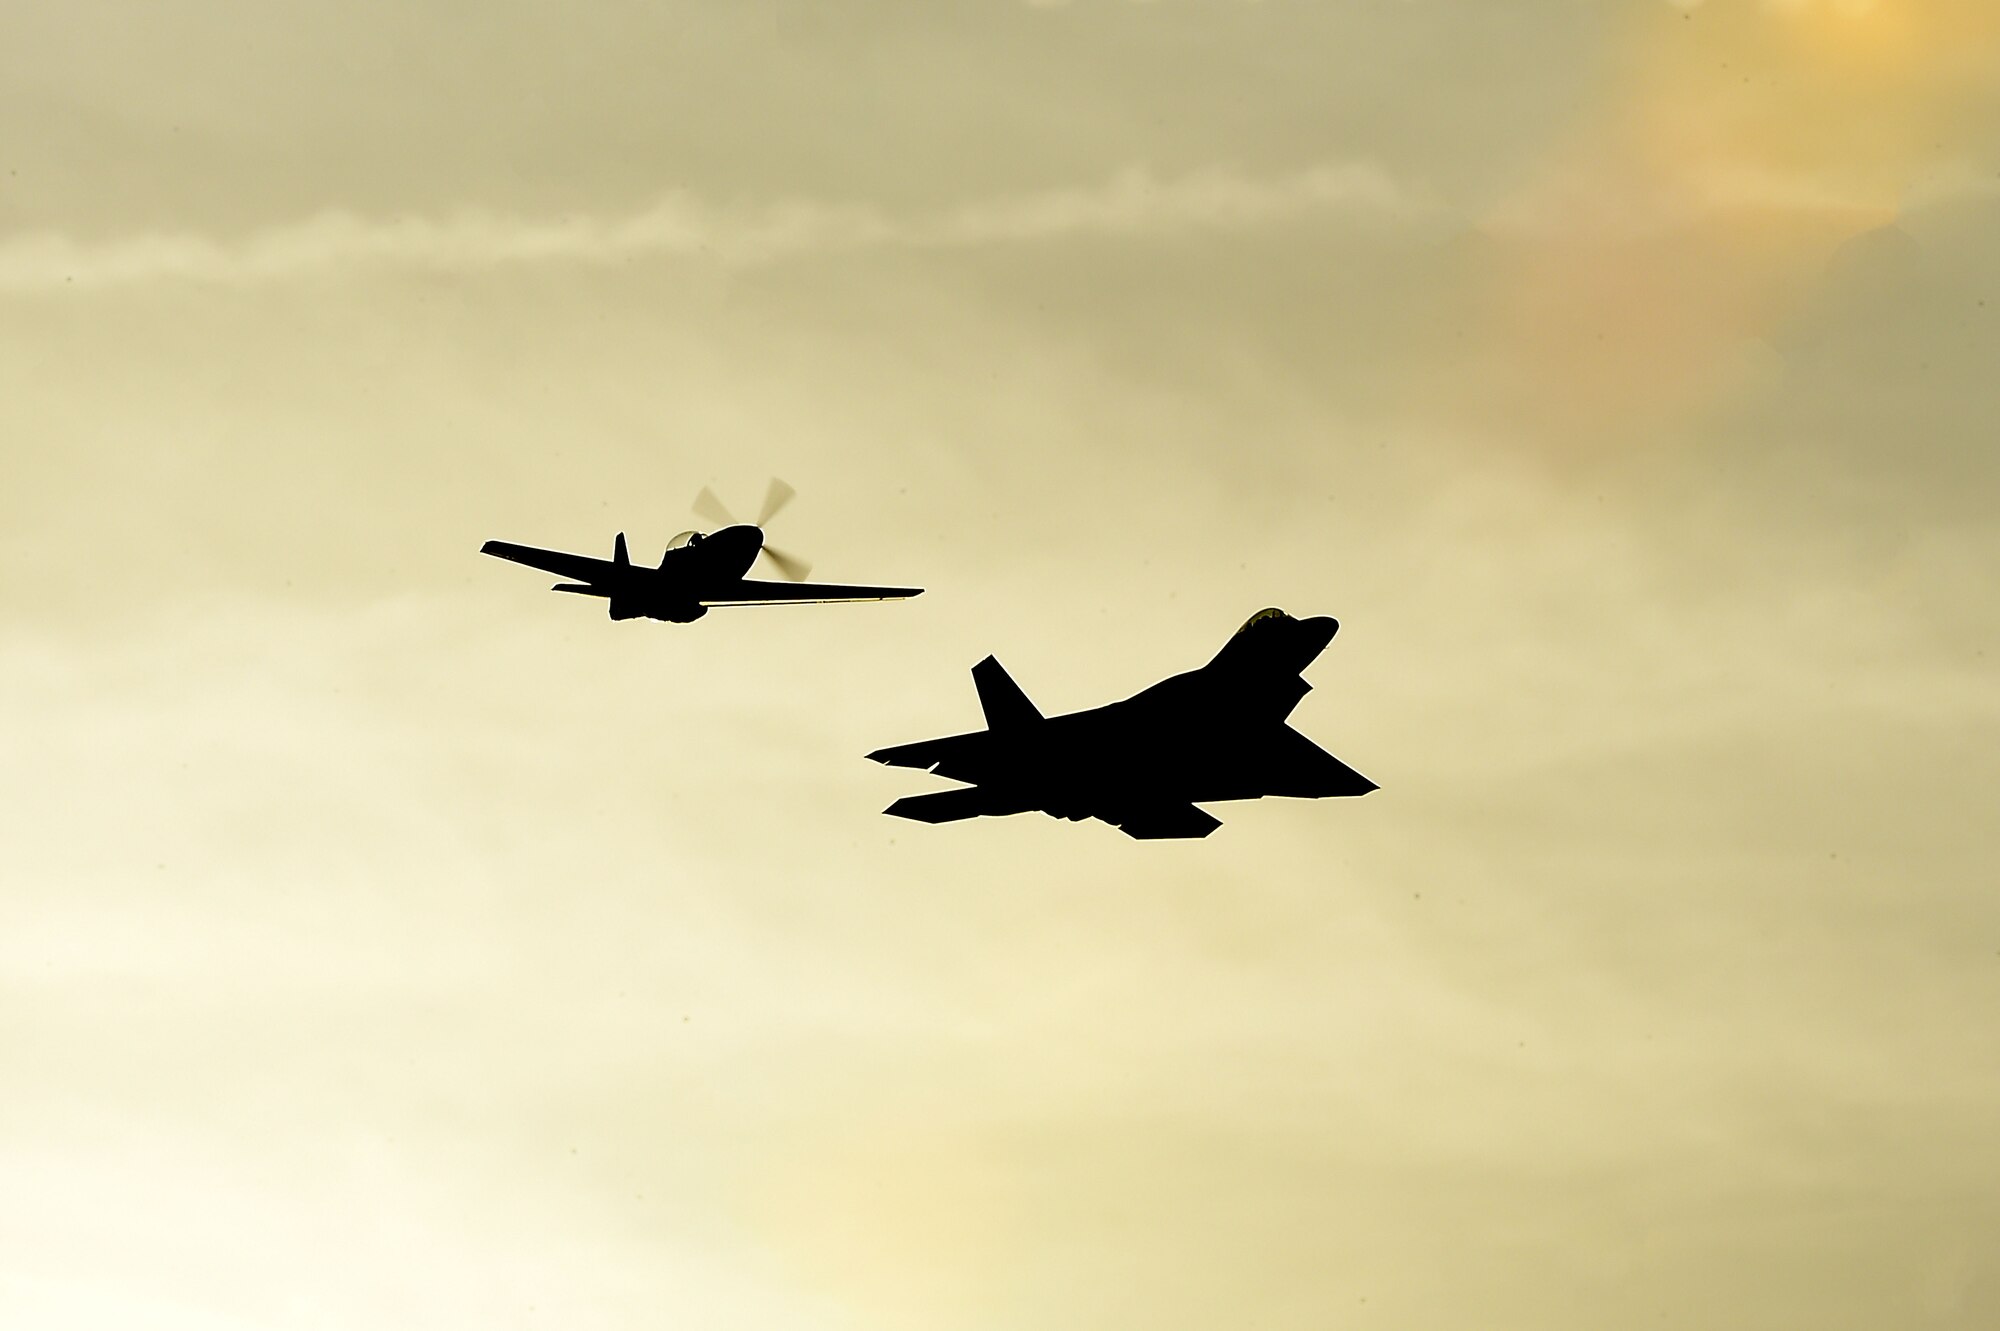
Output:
[{"left": 0, "top": 162, "right": 1421, "bottom": 291}]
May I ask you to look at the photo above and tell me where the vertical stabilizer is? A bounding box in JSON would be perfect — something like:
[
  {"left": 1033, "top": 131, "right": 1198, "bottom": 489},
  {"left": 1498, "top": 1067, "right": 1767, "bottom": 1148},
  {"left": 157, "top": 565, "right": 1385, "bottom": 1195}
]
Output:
[
  {"left": 972, "top": 656, "right": 1042, "bottom": 730},
  {"left": 614, "top": 532, "right": 630, "bottom": 566}
]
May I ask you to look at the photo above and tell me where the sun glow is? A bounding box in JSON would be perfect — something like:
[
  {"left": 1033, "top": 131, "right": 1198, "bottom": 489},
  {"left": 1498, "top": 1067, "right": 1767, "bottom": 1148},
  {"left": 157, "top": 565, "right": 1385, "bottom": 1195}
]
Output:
[
  {"left": 1765, "top": 0, "right": 1924, "bottom": 78},
  {"left": 1457, "top": 0, "right": 1997, "bottom": 446}
]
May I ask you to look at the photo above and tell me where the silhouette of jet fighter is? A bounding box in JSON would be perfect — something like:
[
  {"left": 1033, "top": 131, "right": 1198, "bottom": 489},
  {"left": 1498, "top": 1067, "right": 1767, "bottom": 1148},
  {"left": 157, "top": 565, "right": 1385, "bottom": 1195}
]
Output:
[{"left": 867, "top": 607, "right": 1375, "bottom": 839}]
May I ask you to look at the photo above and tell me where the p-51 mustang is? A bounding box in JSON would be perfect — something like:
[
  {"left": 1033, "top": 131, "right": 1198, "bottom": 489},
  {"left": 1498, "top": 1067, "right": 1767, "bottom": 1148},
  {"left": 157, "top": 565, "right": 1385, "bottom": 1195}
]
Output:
[
  {"left": 481, "top": 480, "right": 923, "bottom": 623},
  {"left": 867, "top": 607, "right": 1375, "bottom": 839}
]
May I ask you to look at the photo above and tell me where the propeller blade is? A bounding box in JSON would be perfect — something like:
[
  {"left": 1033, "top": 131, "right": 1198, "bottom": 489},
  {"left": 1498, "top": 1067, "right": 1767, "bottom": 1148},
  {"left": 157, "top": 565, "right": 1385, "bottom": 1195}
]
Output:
[
  {"left": 692, "top": 486, "right": 735, "bottom": 528},
  {"left": 759, "top": 544, "right": 813, "bottom": 582},
  {"left": 757, "top": 477, "right": 796, "bottom": 527}
]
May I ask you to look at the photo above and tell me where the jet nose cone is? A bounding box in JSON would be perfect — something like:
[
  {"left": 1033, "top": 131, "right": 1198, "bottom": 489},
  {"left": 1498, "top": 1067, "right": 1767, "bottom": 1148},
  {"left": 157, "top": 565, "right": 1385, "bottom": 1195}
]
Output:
[{"left": 1296, "top": 615, "right": 1339, "bottom": 656}]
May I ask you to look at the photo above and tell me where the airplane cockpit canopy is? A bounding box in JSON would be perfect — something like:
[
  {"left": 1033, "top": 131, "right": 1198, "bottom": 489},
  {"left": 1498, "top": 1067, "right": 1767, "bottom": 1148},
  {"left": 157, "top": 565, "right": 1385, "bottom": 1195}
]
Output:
[
  {"left": 664, "top": 530, "right": 703, "bottom": 550},
  {"left": 1234, "top": 607, "right": 1291, "bottom": 636}
]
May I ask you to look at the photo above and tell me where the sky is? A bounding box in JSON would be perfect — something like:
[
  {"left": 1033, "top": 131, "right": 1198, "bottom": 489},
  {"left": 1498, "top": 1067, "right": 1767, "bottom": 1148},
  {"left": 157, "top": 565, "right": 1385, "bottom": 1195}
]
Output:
[{"left": 2, "top": 1, "right": 1997, "bottom": 1327}]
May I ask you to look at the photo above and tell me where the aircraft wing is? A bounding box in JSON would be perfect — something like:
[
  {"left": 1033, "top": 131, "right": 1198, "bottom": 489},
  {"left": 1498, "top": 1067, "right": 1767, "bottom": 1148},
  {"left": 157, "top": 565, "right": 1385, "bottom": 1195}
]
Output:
[
  {"left": 480, "top": 541, "right": 615, "bottom": 584},
  {"left": 701, "top": 579, "right": 924, "bottom": 606}
]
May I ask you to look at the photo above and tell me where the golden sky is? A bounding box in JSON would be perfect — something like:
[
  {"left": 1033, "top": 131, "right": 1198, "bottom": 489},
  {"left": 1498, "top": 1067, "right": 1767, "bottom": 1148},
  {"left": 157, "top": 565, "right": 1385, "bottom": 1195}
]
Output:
[{"left": 3, "top": 1, "right": 1997, "bottom": 1327}]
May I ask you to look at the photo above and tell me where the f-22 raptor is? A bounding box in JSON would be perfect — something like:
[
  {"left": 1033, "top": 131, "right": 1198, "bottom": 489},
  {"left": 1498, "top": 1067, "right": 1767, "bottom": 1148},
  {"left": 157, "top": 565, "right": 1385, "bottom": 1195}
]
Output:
[
  {"left": 481, "top": 480, "right": 922, "bottom": 623},
  {"left": 867, "top": 607, "right": 1375, "bottom": 839}
]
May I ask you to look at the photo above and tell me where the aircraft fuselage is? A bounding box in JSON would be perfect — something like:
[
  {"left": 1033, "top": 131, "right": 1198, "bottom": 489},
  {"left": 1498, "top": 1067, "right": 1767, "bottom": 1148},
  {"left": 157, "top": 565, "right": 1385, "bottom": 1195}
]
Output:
[{"left": 595, "top": 526, "right": 763, "bottom": 621}]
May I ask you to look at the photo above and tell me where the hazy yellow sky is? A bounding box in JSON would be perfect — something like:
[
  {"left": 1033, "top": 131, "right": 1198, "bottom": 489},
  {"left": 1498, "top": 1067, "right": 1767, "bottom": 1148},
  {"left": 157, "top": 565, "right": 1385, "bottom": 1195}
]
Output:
[{"left": 3, "top": 2, "right": 1997, "bottom": 1328}]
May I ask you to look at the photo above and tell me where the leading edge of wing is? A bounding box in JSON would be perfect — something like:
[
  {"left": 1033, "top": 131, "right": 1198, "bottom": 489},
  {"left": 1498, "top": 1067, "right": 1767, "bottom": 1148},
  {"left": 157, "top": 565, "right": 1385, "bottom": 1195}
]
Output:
[
  {"left": 480, "top": 540, "right": 615, "bottom": 584},
  {"left": 700, "top": 579, "right": 924, "bottom": 606}
]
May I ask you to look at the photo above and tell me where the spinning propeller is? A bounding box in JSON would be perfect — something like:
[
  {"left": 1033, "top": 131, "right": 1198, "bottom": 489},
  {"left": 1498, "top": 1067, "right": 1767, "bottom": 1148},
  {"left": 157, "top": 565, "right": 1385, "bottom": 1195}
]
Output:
[{"left": 691, "top": 477, "right": 813, "bottom": 581}]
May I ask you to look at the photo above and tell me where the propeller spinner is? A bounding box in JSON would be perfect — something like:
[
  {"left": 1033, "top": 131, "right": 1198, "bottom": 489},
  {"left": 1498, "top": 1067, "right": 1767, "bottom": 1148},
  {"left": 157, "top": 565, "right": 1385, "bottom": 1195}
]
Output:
[{"left": 691, "top": 477, "right": 813, "bottom": 580}]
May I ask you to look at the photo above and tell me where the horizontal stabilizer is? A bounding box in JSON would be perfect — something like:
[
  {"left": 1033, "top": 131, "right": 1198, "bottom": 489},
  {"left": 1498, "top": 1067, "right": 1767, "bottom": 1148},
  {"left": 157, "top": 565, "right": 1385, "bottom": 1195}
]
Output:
[
  {"left": 884, "top": 786, "right": 1035, "bottom": 825},
  {"left": 1112, "top": 803, "right": 1223, "bottom": 840},
  {"left": 551, "top": 583, "right": 609, "bottom": 596},
  {"left": 972, "top": 656, "right": 1041, "bottom": 730},
  {"left": 865, "top": 731, "right": 985, "bottom": 774}
]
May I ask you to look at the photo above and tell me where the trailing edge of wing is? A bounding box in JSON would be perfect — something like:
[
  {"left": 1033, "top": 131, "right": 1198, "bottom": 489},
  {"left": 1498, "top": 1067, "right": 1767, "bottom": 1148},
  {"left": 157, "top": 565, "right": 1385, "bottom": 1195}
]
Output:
[{"left": 700, "top": 579, "right": 924, "bottom": 606}]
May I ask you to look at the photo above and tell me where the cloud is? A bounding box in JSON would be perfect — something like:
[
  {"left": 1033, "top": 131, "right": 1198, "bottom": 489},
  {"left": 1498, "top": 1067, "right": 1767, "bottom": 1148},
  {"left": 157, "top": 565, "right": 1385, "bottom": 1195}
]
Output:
[
  {"left": 1480, "top": 160, "right": 1903, "bottom": 240},
  {"left": 1904, "top": 159, "right": 2000, "bottom": 210},
  {"left": 0, "top": 162, "right": 1424, "bottom": 292},
  {"left": 1669, "top": 0, "right": 1901, "bottom": 14}
]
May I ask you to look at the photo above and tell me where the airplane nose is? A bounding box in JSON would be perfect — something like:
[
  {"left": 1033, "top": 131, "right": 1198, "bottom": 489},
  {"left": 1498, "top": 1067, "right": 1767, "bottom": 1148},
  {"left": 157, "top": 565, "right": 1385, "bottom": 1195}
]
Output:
[{"left": 1297, "top": 615, "right": 1339, "bottom": 655}]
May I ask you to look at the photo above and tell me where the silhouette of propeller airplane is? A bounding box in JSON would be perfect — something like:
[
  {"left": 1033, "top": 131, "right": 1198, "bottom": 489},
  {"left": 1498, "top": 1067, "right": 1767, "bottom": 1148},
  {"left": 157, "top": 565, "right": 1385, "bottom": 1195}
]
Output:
[{"left": 481, "top": 479, "right": 923, "bottom": 623}]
